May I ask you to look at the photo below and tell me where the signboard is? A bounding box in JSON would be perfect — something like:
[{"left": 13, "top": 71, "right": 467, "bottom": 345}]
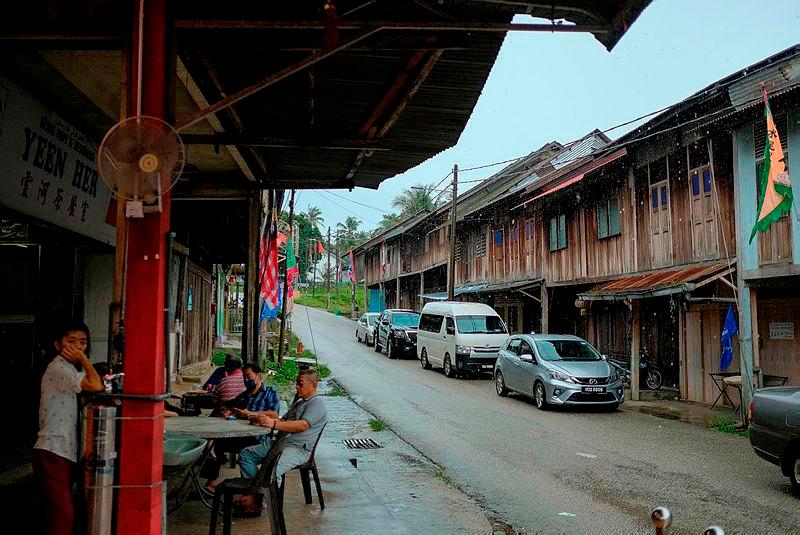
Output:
[
  {"left": 769, "top": 322, "right": 794, "bottom": 340},
  {"left": 0, "top": 73, "right": 115, "bottom": 245}
]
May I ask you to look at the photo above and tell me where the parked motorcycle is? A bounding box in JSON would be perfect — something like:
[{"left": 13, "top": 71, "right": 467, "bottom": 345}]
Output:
[{"left": 608, "top": 356, "right": 663, "bottom": 390}]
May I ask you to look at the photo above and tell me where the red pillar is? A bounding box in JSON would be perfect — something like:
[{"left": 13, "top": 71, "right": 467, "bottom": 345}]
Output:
[{"left": 117, "top": 1, "right": 169, "bottom": 533}]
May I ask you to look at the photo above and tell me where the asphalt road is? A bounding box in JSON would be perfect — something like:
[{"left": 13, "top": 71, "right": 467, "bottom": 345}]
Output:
[{"left": 293, "top": 305, "right": 800, "bottom": 534}]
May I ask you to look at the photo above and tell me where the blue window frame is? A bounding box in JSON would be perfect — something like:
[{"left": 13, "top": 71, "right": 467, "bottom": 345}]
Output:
[
  {"left": 691, "top": 173, "right": 700, "bottom": 196},
  {"left": 660, "top": 186, "right": 668, "bottom": 206},
  {"left": 702, "top": 169, "right": 712, "bottom": 193},
  {"left": 652, "top": 189, "right": 658, "bottom": 208}
]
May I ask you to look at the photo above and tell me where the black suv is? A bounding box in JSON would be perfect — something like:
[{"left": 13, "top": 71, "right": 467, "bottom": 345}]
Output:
[{"left": 374, "top": 309, "right": 420, "bottom": 359}]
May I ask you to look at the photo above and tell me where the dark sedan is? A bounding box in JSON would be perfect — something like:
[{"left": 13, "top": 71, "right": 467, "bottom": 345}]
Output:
[{"left": 748, "top": 386, "right": 800, "bottom": 490}]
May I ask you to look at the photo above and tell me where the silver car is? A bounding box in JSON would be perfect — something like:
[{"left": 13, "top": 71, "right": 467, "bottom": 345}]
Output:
[
  {"left": 494, "top": 334, "right": 625, "bottom": 410},
  {"left": 355, "top": 313, "right": 380, "bottom": 345}
]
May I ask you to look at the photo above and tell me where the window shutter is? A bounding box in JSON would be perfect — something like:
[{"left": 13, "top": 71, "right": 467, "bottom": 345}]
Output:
[
  {"left": 754, "top": 112, "right": 788, "bottom": 158},
  {"left": 558, "top": 214, "right": 567, "bottom": 249},
  {"left": 608, "top": 197, "right": 620, "bottom": 235},
  {"left": 597, "top": 202, "right": 609, "bottom": 238},
  {"left": 549, "top": 217, "right": 557, "bottom": 251}
]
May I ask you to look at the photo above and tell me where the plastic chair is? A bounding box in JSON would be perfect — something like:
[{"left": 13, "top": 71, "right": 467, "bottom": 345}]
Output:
[
  {"left": 279, "top": 423, "right": 327, "bottom": 510},
  {"left": 208, "top": 439, "right": 286, "bottom": 535}
]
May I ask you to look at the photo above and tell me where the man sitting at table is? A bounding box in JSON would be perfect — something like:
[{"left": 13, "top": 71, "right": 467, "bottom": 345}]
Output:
[
  {"left": 234, "top": 369, "right": 328, "bottom": 514},
  {"left": 211, "top": 355, "right": 246, "bottom": 407},
  {"left": 204, "top": 363, "right": 280, "bottom": 492}
]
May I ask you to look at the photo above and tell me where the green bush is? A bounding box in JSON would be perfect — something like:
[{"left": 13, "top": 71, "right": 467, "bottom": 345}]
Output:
[
  {"left": 212, "top": 348, "right": 240, "bottom": 366},
  {"left": 267, "top": 359, "right": 299, "bottom": 385}
]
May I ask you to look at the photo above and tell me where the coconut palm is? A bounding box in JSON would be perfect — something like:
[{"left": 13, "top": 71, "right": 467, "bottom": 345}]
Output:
[
  {"left": 391, "top": 183, "right": 438, "bottom": 216},
  {"left": 336, "top": 216, "right": 361, "bottom": 242},
  {"left": 304, "top": 206, "right": 324, "bottom": 230}
]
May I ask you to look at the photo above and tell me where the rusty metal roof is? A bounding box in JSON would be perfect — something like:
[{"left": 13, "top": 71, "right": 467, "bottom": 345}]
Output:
[{"left": 578, "top": 262, "right": 735, "bottom": 301}]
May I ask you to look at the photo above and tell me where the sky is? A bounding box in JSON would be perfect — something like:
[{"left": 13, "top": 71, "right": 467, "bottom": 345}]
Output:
[{"left": 296, "top": 0, "right": 800, "bottom": 233}]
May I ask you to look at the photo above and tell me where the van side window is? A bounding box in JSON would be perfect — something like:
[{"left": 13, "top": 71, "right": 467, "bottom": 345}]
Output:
[
  {"left": 420, "top": 313, "right": 444, "bottom": 333},
  {"left": 506, "top": 339, "right": 521, "bottom": 355},
  {"left": 445, "top": 317, "right": 455, "bottom": 335}
]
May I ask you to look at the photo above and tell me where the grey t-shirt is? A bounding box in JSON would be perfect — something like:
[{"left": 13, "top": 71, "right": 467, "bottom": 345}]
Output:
[{"left": 280, "top": 395, "right": 327, "bottom": 450}]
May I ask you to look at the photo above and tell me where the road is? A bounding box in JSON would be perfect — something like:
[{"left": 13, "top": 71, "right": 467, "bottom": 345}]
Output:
[{"left": 293, "top": 305, "right": 800, "bottom": 534}]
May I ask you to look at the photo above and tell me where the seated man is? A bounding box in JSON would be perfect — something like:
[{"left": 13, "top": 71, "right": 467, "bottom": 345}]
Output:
[
  {"left": 204, "top": 363, "right": 280, "bottom": 491},
  {"left": 211, "top": 355, "right": 246, "bottom": 407},
  {"left": 204, "top": 353, "right": 236, "bottom": 391},
  {"left": 235, "top": 369, "right": 327, "bottom": 513}
]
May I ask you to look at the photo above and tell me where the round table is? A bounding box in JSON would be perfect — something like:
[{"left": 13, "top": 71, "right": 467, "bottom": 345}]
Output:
[
  {"left": 166, "top": 416, "right": 267, "bottom": 439},
  {"left": 165, "top": 416, "right": 268, "bottom": 512}
]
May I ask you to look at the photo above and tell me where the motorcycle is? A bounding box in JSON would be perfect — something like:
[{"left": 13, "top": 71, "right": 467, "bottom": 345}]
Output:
[{"left": 608, "top": 355, "right": 663, "bottom": 390}]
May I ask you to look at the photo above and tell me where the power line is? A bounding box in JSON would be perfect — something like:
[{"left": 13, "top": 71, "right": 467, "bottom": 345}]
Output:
[
  {"left": 311, "top": 189, "right": 380, "bottom": 226},
  {"left": 322, "top": 190, "right": 392, "bottom": 214}
]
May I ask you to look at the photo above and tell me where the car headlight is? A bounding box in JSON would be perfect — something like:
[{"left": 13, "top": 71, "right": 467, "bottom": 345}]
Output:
[
  {"left": 456, "top": 345, "right": 472, "bottom": 355},
  {"left": 395, "top": 330, "right": 408, "bottom": 339},
  {"left": 547, "top": 369, "right": 575, "bottom": 383}
]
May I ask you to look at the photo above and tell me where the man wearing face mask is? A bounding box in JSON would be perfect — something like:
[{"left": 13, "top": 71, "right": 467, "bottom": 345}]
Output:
[{"left": 204, "top": 363, "right": 280, "bottom": 492}]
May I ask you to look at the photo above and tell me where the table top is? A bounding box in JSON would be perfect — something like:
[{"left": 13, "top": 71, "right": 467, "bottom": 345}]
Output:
[{"left": 165, "top": 416, "right": 267, "bottom": 439}]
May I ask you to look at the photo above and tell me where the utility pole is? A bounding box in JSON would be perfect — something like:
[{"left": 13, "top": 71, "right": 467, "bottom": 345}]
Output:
[
  {"left": 277, "top": 189, "right": 295, "bottom": 365},
  {"left": 335, "top": 232, "right": 341, "bottom": 302},
  {"left": 447, "top": 163, "right": 458, "bottom": 300},
  {"left": 326, "top": 226, "right": 331, "bottom": 309}
]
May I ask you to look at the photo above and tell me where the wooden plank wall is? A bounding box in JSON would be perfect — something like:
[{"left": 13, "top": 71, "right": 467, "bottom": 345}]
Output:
[
  {"left": 757, "top": 294, "right": 800, "bottom": 385},
  {"left": 181, "top": 261, "right": 213, "bottom": 369},
  {"left": 711, "top": 134, "right": 737, "bottom": 258}
]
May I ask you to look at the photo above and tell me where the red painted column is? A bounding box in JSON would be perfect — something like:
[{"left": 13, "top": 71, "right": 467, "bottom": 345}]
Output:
[{"left": 117, "top": 0, "right": 169, "bottom": 533}]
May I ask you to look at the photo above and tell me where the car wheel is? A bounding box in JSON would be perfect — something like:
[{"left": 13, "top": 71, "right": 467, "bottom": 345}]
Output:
[
  {"left": 443, "top": 355, "right": 456, "bottom": 378},
  {"left": 420, "top": 349, "right": 431, "bottom": 370},
  {"left": 374, "top": 335, "right": 381, "bottom": 352},
  {"left": 495, "top": 371, "right": 509, "bottom": 397},
  {"left": 387, "top": 337, "right": 395, "bottom": 359},
  {"left": 790, "top": 451, "right": 800, "bottom": 491},
  {"left": 534, "top": 381, "right": 549, "bottom": 410}
]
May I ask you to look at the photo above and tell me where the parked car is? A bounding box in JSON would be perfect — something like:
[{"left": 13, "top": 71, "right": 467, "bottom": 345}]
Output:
[
  {"left": 416, "top": 301, "right": 509, "bottom": 378},
  {"left": 374, "top": 309, "right": 420, "bottom": 359},
  {"left": 355, "top": 312, "right": 380, "bottom": 345},
  {"left": 494, "top": 334, "right": 625, "bottom": 411},
  {"left": 748, "top": 386, "right": 800, "bottom": 490}
]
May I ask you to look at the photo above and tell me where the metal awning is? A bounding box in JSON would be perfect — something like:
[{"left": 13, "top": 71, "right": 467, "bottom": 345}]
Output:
[
  {"left": 419, "top": 283, "right": 489, "bottom": 301},
  {"left": 578, "top": 263, "right": 735, "bottom": 301}
]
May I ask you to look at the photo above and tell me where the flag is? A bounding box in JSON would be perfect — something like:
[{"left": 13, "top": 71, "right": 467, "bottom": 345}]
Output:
[
  {"left": 348, "top": 248, "right": 356, "bottom": 282},
  {"left": 261, "top": 210, "right": 280, "bottom": 317},
  {"left": 750, "top": 86, "right": 793, "bottom": 242},
  {"left": 317, "top": 240, "right": 325, "bottom": 254},
  {"left": 286, "top": 239, "right": 299, "bottom": 299},
  {"left": 720, "top": 305, "right": 738, "bottom": 369},
  {"left": 276, "top": 232, "right": 287, "bottom": 246},
  {"left": 297, "top": 341, "right": 304, "bottom": 355}
]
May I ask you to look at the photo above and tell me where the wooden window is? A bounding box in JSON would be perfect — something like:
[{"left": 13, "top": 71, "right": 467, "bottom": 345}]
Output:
[
  {"left": 525, "top": 219, "right": 535, "bottom": 238},
  {"left": 475, "top": 228, "right": 487, "bottom": 257},
  {"left": 689, "top": 156, "right": 718, "bottom": 260},
  {"left": 649, "top": 177, "right": 672, "bottom": 268},
  {"left": 596, "top": 197, "right": 620, "bottom": 239},
  {"left": 549, "top": 214, "right": 567, "bottom": 252}
]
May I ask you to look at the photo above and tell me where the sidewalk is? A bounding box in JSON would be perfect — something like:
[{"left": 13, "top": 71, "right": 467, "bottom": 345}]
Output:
[
  {"left": 622, "top": 388, "right": 741, "bottom": 428},
  {"left": 168, "top": 378, "right": 510, "bottom": 534}
]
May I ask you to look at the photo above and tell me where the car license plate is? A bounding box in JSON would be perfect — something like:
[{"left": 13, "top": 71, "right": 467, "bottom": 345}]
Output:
[
  {"left": 481, "top": 364, "right": 493, "bottom": 370},
  {"left": 582, "top": 386, "right": 606, "bottom": 393}
]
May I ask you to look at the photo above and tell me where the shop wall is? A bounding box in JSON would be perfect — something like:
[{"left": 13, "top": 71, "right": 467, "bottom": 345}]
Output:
[
  {"left": 82, "top": 252, "right": 113, "bottom": 363},
  {"left": 757, "top": 290, "right": 800, "bottom": 385},
  {"left": 684, "top": 303, "right": 738, "bottom": 404},
  {"left": 181, "top": 261, "right": 213, "bottom": 369}
]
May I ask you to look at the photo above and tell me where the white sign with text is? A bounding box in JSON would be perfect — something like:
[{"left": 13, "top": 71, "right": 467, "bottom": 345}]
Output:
[
  {"left": 0, "top": 72, "right": 115, "bottom": 245},
  {"left": 769, "top": 322, "right": 794, "bottom": 340}
]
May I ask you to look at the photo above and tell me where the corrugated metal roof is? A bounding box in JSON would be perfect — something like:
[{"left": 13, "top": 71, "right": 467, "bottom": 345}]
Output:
[
  {"left": 728, "top": 56, "right": 800, "bottom": 111},
  {"left": 578, "top": 262, "right": 734, "bottom": 301},
  {"left": 550, "top": 134, "right": 608, "bottom": 169}
]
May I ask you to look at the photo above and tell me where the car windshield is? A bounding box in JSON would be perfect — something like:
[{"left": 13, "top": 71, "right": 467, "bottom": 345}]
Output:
[
  {"left": 535, "top": 340, "right": 601, "bottom": 361},
  {"left": 393, "top": 313, "right": 420, "bottom": 328},
  {"left": 455, "top": 315, "right": 507, "bottom": 334}
]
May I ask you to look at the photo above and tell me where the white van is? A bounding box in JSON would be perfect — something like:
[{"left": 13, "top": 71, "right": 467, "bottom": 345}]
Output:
[{"left": 416, "top": 301, "right": 509, "bottom": 378}]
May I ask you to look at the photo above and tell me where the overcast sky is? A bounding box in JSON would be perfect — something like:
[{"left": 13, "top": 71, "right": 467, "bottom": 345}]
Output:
[{"left": 296, "top": 0, "right": 800, "bottom": 233}]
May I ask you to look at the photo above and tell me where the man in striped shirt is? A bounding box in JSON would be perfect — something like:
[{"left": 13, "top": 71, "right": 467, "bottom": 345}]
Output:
[
  {"left": 205, "top": 363, "right": 280, "bottom": 491},
  {"left": 211, "top": 356, "right": 246, "bottom": 406}
]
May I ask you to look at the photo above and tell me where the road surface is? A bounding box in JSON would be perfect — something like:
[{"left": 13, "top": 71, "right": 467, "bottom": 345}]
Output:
[{"left": 293, "top": 305, "right": 800, "bottom": 534}]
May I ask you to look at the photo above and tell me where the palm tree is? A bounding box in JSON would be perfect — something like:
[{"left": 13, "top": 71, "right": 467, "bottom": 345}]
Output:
[
  {"left": 336, "top": 216, "right": 361, "bottom": 243},
  {"left": 376, "top": 212, "right": 402, "bottom": 232},
  {"left": 304, "top": 206, "right": 324, "bottom": 230},
  {"left": 391, "top": 183, "right": 438, "bottom": 216}
]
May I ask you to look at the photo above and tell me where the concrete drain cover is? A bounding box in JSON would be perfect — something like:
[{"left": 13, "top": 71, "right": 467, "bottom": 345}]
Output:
[{"left": 343, "top": 438, "right": 382, "bottom": 449}]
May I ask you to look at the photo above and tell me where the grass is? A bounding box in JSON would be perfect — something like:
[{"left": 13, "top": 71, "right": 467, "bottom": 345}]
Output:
[
  {"left": 368, "top": 418, "right": 387, "bottom": 431},
  {"left": 327, "top": 384, "right": 347, "bottom": 397},
  {"left": 709, "top": 415, "right": 749, "bottom": 437},
  {"left": 212, "top": 347, "right": 240, "bottom": 367},
  {"left": 295, "top": 282, "right": 366, "bottom": 316},
  {"left": 435, "top": 467, "right": 462, "bottom": 491}
]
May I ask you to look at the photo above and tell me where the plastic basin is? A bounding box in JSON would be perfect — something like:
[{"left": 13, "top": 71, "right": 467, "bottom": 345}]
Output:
[{"left": 163, "top": 433, "right": 206, "bottom": 467}]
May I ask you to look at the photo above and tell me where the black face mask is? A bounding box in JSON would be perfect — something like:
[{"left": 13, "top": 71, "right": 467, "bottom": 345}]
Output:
[{"left": 244, "top": 379, "right": 258, "bottom": 391}]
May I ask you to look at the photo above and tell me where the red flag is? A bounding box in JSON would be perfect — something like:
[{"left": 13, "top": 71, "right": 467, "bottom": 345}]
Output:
[
  {"left": 317, "top": 240, "right": 325, "bottom": 254},
  {"left": 276, "top": 232, "right": 287, "bottom": 246},
  {"left": 348, "top": 248, "right": 356, "bottom": 282},
  {"left": 260, "top": 213, "right": 280, "bottom": 311}
]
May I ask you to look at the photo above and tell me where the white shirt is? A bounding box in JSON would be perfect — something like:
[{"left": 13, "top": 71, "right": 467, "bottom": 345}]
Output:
[{"left": 34, "top": 356, "right": 85, "bottom": 462}]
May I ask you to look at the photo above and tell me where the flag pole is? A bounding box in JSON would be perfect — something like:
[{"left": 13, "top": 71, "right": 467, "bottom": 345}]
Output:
[{"left": 277, "top": 189, "right": 295, "bottom": 366}]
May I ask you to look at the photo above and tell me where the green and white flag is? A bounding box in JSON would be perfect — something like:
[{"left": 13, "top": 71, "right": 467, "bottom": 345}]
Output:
[{"left": 750, "top": 87, "right": 793, "bottom": 242}]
